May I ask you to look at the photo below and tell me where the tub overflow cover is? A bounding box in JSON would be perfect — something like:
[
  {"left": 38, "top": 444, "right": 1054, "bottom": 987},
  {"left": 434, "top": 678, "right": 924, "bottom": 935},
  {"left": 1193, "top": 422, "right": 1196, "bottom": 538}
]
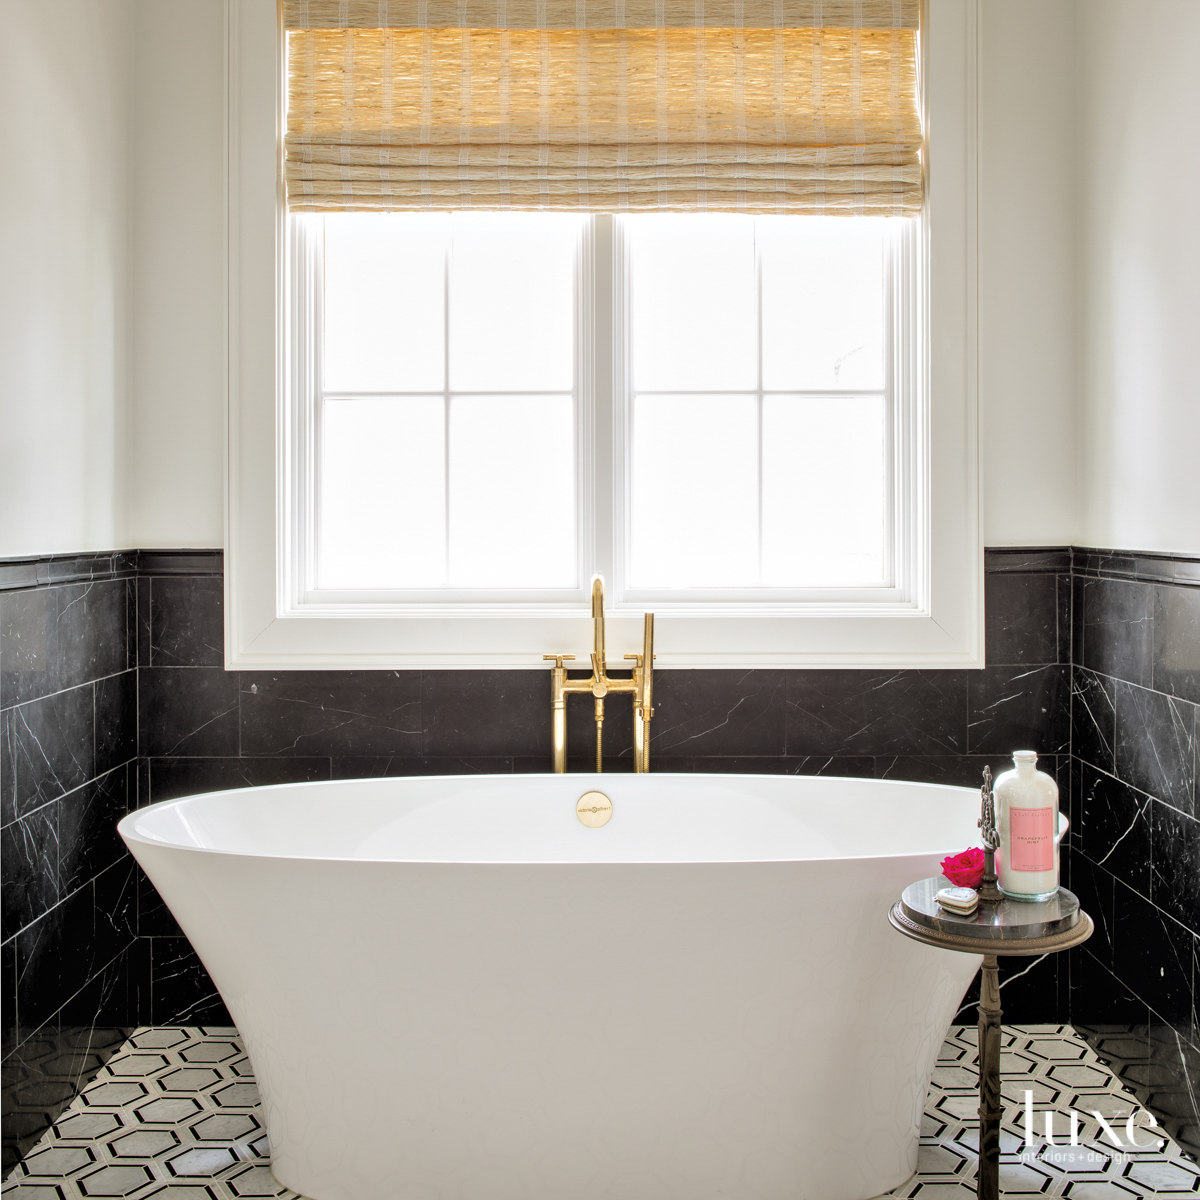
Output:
[{"left": 577, "top": 791, "right": 612, "bottom": 828}]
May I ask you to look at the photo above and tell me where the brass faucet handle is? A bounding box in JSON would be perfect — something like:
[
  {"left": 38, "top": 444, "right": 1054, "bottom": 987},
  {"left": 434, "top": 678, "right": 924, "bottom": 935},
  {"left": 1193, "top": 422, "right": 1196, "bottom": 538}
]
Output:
[
  {"left": 590, "top": 652, "right": 609, "bottom": 696},
  {"left": 543, "top": 654, "right": 576, "bottom": 669},
  {"left": 623, "top": 653, "right": 643, "bottom": 664}
]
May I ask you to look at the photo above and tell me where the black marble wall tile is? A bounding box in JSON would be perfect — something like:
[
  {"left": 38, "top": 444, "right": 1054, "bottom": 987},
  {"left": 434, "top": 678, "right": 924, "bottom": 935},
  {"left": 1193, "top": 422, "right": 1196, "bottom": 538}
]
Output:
[
  {"left": 240, "top": 672, "right": 422, "bottom": 757},
  {"left": 694, "top": 755, "right": 875, "bottom": 777},
  {"left": 330, "top": 756, "right": 512, "bottom": 778},
  {"left": 422, "top": 670, "right": 546, "bottom": 758},
  {"left": 1113, "top": 682, "right": 1196, "bottom": 816},
  {"left": 1, "top": 939, "right": 16, "bottom": 1050},
  {"left": 135, "top": 577, "right": 151, "bottom": 669},
  {"left": 651, "top": 670, "right": 785, "bottom": 758},
  {"left": 136, "top": 866, "right": 181, "bottom": 939},
  {"left": 148, "top": 577, "right": 223, "bottom": 668},
  {"left": 566, "top": 669, "right": 634, "bottom": 759},
  {"left": 1070, "top": 553, "right": 1200, "bottom": 1137},
  {"left": 2, "top": 686, "right": 95, "bottom": 823},
  {"left": 148, "top": 940, "right": 231, "bottom": 1026},
  {"left": 1112, "top": 880, "right": 1194, "bottom": 1029},
  {"left": 1154, "top": 584, "right": 1200, "bottom": 706},
  {"left": 1076, "top": 762, "right": 1152, "bottom": 898},
  {"left": 14, "top": 911, "right": 64, "bottom": 1037},
  {"left": 1072, "top": 668, "right": 1115, "bottom": 772},
  {"left": 148, "top": 756, "right": 330, "bottom": 804},
  {"left": 1069, "top": 851, "right": 1115, "bottom": 968},
  {"left": 1071, "top": 948, "right": 1150, "bottom": 1026},
  {"left": 93, "top": 860, "right": 138, "bottom": 950},
  {"left": 1195, "top": 943, "right": 1200, "bottom": 1049},
  {"left": 12, "top": 883, "right": 106, "bottom": 1039},
  {"left": 95, "top": 671, "right": 137, "bottom": 777},
  {"left": 1056, "top": 574, "right": 1071, "bottom": 667},
  {"left": 567, "top": 756, "right": 635, "bottom": 773},
  {"left": 967, "top": 664, "right": 1069, "bottom": 755},
  {"left": 1142, "top": 1023, "right": 1200, "bottom": 1159},
  {"left": 139, "top": 668, "right": 239, "bottom": 759},
  {"left": 1, "top": 804, "right": 59, "bottom": 942},
  {"left": 1080, "top": 576, "right": 1155, "bottom": 688},
  {"left": 56, "top": 581, "right": 129, "bottom": 694},
  {"left": 57, "top": 953, "right": 133, "bottom": 1032},
  {"left": 875, "top": 753, "right": 1064, "bottom": 790},
  {"left": 1149, "top": 801, "right": 1200, "bottom": 932},
  {"left": 785, "top": 669, "right": 968, "bottom": 757},
  {"left": 954, "top": 952, "right": 1058, "bottom": 1026},
  {"left": 0, "top": 588, "right": 58, "bottom": 708},
  {"left": 984, "top": 572, "right": 1058, "bottom": 665},
  {"left": 53, "top": 884, "right": 102, "bottom": 998},
  {"left": 58, "top": 768, "right": 130, "bottom": 899},
  {"left": 1071, "top": 573, "right": 1085, "bottom": 668}
]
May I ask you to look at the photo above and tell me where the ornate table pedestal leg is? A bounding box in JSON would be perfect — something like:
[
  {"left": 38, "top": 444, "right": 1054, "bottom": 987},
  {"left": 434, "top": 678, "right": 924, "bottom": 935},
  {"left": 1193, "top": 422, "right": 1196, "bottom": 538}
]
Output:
[{"left": 977, "top": 954, "right": 1002, "bottom": 1200}]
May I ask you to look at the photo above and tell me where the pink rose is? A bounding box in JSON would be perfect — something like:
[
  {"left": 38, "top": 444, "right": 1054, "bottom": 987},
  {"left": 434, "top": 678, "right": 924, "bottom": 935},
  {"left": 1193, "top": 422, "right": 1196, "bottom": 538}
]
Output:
[{"left": 940, "top": 847, "right": 985, "bottom": 889}]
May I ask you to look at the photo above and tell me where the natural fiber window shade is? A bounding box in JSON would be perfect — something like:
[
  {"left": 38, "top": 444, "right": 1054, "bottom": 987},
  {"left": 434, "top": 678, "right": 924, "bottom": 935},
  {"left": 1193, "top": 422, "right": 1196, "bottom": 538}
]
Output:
[{"left": 284, "top": 1, "right": 921, "bottom": 215}]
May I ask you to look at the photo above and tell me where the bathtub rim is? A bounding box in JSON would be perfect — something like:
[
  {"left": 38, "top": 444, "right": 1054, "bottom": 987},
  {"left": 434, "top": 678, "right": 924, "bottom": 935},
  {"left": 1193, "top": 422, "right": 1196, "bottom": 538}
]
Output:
[{"left": 118, "top": 770, "right": 985, "bottom": 867}]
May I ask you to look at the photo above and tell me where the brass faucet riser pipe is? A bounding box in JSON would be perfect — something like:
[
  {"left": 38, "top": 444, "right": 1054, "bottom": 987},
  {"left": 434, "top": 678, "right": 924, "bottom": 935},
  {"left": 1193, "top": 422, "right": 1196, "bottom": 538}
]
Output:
[{"left": 641, "top": 612, "right": 654, "bottom": 773}]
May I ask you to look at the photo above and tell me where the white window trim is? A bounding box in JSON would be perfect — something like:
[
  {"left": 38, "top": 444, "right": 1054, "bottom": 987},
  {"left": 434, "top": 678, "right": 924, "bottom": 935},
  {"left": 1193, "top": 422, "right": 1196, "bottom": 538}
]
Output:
[{"left": 225, "top": 0, "right": 982, "bottom": 669}]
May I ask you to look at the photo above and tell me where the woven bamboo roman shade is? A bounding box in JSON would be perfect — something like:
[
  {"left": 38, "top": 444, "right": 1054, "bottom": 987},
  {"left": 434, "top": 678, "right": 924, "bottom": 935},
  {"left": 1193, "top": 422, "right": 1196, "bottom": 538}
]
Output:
[{"left": 283, "top": 0, "right": 922, "bottom": 215}]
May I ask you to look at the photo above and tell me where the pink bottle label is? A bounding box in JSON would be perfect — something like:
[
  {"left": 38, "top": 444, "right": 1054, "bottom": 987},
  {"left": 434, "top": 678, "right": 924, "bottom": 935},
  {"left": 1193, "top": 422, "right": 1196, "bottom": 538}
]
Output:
[{"left": 1009, "top": 807, "right": 1054, "bottom": 872}]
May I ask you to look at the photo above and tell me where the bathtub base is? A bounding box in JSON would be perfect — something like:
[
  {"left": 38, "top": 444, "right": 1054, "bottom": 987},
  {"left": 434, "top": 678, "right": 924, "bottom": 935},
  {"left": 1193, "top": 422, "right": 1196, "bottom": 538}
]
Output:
[{"left": 140, "top": 852, "right": 978, "bottom": 1200}]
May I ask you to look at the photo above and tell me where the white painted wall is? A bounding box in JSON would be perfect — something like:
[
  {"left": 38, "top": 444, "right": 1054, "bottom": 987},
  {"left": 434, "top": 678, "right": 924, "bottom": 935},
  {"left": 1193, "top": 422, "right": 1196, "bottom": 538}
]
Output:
[
  {"left": 0, "top": 0, "right": 134, "bottom": 556},
  {"left": 979, "top": 0, "right": 1078, "bottom": 547},
  {"left": 128, "top": 0, "right": 225, "bottom": 549},
  {"left": 10, "top": 1, "right": 1194, "bottom": 556},
  {"left": 1077, "top": 0, "right": 1200, "bottom": 554}
]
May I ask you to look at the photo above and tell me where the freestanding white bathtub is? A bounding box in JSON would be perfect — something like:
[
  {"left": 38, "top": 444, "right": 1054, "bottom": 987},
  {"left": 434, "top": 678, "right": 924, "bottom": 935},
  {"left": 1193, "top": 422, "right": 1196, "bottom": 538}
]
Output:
[{"left": 119, "top": 773, "right": 982, "bottom": 1200}]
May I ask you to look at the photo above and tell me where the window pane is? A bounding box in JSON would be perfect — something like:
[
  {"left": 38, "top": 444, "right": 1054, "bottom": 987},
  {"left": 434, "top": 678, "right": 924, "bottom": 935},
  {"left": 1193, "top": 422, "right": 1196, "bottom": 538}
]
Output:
[
  {"left": 626, "top": 215, "right": 756, "bottom": 392},
  {"left": 449, "top": 215, "right": 580, "bottom": 392},
  {"left": 448, "top": 396, "right": 575, "bottom": 588},
  {"left": 323, "top": 214, "right": 448, "bottom": 393},
  {"left": 760, "top": 218, "right": 886, "bottom": 392},
  {"left": 761, "top": 396, "right": 886, "bottom": 585},
  {"left": 319, "top": 398, "right": 445, "bottom": 588},
  {"left": 630, "top": 395, "right": 758, "bottom": 588}
]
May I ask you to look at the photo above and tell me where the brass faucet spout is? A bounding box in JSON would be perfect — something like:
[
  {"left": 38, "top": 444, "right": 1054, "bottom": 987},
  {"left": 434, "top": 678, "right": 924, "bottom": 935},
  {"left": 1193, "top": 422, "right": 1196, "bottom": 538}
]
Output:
[{"left": 591, "top": 576, "right": 607, "bottom": 684}]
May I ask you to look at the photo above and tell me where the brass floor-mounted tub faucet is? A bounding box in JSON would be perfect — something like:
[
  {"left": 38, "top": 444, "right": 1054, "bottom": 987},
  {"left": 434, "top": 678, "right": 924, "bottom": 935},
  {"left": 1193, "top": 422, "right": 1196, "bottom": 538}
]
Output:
[{"left": 544, "top": 577, "right": 655, "bottom": 773}]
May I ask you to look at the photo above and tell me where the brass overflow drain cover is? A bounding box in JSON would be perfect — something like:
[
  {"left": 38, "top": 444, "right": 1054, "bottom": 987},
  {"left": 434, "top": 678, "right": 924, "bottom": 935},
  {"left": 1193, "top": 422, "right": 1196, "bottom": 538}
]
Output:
[{"left": 577, "top": 790, "right": 613, "bottom": 828}]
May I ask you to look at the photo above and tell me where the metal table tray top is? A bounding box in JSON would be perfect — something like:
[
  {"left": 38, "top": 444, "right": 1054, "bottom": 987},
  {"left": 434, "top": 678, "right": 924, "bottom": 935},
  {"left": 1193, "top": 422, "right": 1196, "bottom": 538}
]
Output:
[{"left": 890, "top": 877, "right": 1093, "bottom": 956}]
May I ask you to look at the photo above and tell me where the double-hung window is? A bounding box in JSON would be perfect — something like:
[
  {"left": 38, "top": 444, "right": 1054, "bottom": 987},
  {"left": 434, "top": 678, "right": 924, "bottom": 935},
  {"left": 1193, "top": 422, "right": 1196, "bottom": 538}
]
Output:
[{"left": 226, "top": 0, "right": 982, "bottom": 667}]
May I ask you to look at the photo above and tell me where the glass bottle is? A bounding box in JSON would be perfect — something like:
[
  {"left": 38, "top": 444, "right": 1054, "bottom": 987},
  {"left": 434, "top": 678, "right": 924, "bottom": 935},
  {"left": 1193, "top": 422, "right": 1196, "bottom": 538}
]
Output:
[{"left": 995, "top": 750, "right": 1060, "bottom": 901}]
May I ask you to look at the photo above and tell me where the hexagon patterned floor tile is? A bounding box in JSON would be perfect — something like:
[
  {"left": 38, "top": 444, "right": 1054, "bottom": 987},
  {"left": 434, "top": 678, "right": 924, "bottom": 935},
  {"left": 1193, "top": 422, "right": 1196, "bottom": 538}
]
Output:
[{"left": 2, "top": 1025, "right": 1197, "bottom": 1199}]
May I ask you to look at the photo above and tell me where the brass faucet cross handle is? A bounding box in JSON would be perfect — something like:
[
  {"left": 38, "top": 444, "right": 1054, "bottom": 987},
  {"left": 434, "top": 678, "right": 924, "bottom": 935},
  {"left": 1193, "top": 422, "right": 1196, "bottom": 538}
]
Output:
[{"left": 544, "top": 577, "right": 655, "bottom": 775}]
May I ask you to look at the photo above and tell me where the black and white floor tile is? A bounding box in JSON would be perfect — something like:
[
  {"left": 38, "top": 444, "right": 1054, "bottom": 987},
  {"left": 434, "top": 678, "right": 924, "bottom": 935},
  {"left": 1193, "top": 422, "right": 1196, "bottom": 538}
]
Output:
[
  {"left": 885, "top": 1025, "right": 1200, "bottom": 1198},
  {"left": 3, "top": 1025, "right": 1197, "bottom": 1199}
]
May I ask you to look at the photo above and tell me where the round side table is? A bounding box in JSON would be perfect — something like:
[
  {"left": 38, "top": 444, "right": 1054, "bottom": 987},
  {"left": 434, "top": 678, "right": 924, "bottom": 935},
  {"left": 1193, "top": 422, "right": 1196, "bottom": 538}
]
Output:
[{"left": 889, "top": 879, "right": 1092, "bottom": 1200}]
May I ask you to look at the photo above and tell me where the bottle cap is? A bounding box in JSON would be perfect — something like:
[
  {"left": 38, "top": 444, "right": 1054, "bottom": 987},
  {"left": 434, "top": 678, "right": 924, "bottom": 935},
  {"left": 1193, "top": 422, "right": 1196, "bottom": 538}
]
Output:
[{"left": 1013, "top": 750, "right": 1038, "bottom": 763}]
